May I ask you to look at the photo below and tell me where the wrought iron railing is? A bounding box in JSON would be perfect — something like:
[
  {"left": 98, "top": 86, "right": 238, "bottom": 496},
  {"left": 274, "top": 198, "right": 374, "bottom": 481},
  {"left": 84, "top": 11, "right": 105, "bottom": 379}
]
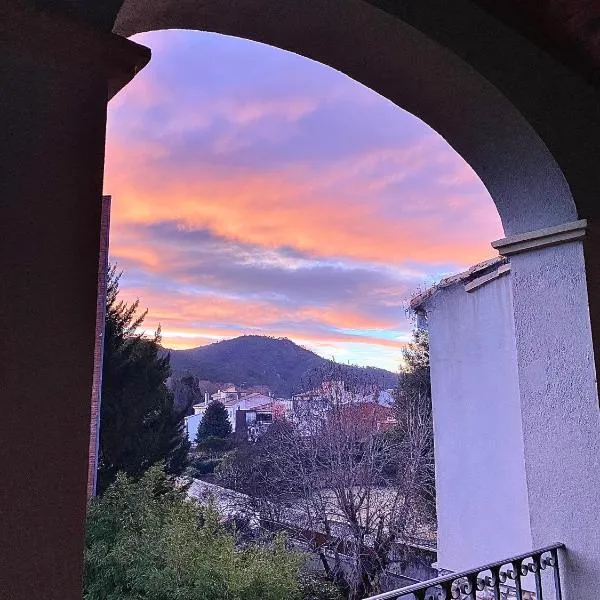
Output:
[{"left": 363, "top": 543, "right": 564, "bottom": 600}]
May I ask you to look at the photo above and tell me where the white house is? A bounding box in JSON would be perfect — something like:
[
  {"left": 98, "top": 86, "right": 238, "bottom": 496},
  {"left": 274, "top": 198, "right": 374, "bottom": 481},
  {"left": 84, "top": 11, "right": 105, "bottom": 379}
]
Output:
[
  {"left": 211, "top": 385, "right": 247, "bottom": 404},
  {"left": 184, "top": 396, "right": 211, "bottom": 443},
  {"left": 185, "top": 391, "right": 275, "bottom": 442},
  {"left": 184, "top": 412, "right": 204, "bottom": 444},
  {"left": 223, "top": 392, "right": 272, "bottom": 431},
  {"left": 410, "top": 257, "right": 532, "bottom": 573}
]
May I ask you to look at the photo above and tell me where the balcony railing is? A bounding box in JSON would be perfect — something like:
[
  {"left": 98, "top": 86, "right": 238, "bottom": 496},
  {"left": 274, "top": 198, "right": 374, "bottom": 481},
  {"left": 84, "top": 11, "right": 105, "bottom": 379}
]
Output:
[{"left": 364, "top": 543, "right": 564, "bottom": 600}]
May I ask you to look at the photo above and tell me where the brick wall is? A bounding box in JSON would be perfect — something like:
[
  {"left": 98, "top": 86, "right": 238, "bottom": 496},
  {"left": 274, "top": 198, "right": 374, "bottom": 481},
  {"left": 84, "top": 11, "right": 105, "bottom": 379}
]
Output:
[{"left": 86, "top": 195, "right": 111, "bottom": 498}]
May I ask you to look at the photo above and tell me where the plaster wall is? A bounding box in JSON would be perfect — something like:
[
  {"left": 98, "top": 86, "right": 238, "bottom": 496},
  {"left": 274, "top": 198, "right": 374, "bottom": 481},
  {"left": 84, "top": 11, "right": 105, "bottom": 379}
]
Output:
[
  {"left": 509, "top": 241, "right": 600, "bottom": 598},
  {"left": 185, "top": 413, "right": 203, "bottom": 443},
  {"left": 425, "top": 271, "right": 532, "bottom": 572},
  {"left": 227, "top": 407, "right": 237, "bottom": 432}
]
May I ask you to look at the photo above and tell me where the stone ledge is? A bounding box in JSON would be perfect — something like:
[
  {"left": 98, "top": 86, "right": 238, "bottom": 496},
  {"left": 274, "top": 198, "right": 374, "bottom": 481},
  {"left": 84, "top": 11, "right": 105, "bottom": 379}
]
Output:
[
  {"left": 492, "top": 219, "right": 587, "bottom": 256},
  {"left": 464, "top": 263, "right": 511, "bottom": 293}
]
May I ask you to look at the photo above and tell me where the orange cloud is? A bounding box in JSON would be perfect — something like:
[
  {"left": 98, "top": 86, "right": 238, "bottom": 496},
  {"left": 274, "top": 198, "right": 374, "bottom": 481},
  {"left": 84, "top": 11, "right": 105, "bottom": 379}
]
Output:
[
  {"left": 117, "top": 286, "right": 400, "bottom": 336},
  {"left": 115, "top": 282, "right": 406, "bottom": 362},
  {"left": 105, "top": 140, "right": 501, "bottom": 268},
  {"left": 104, "top": 29, "right": 503, "bottom": 369}
]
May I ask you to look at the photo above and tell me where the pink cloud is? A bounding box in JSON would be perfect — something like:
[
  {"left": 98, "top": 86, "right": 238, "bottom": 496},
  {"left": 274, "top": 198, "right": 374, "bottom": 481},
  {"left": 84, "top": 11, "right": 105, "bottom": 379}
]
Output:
[
  {"left": 106, "top": 140, "right": 501, "bottom": 267},
  {"left": 104, "top": 29, "right": 502, "bottom": 369}
]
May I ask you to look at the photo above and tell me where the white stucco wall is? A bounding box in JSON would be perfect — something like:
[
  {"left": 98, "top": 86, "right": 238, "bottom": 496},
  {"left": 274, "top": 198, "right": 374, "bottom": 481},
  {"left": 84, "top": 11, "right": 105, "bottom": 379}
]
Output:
[
  {"left": 424, "top": 269, "right": 532, "bottom": 572},
  {"left": 509, "top": 242, "right": 600, "bottom": 597},
  {"left": 185, "top": 413, "right": 203, "bottom": 443}
]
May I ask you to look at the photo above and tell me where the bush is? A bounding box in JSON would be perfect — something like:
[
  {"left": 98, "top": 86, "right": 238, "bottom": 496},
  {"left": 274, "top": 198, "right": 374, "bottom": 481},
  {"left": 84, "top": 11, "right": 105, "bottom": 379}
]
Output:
[
  {"left": 190, "top": 458, "right": 221, "bottom": 476},
  {"left": 196, "top": 435, "right": 233, "bottom": 454},
  {"left": 84, "top": 465, "right": 305, "bottom": 600},
  {"left": 299, "top": 573, "right": 345, "bottom": 600}
]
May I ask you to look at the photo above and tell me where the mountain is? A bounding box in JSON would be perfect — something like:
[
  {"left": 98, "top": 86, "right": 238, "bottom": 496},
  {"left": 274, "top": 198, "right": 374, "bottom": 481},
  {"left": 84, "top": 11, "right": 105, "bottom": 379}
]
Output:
[{"left": 166, "top": 335, "right": 398, "bottom": 397}]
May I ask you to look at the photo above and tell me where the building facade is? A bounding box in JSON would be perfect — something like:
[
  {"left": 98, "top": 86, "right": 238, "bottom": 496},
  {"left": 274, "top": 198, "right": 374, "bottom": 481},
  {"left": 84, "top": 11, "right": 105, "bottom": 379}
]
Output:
[{"left": 411, "top": 258, "right": 532, "bottom": 572}]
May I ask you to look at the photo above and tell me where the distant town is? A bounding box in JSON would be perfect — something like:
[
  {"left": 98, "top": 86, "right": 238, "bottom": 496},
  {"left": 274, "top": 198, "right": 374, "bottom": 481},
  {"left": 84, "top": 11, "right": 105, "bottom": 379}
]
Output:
[{"left": 182, "top": 382, "right": 397, "bottom": 445}]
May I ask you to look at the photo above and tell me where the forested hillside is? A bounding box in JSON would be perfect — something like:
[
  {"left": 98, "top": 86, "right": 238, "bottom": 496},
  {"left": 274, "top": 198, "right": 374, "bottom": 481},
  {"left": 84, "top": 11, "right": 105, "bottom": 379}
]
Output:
[{"left": 167, "top": 335, "right": 397, "bottom": 397}]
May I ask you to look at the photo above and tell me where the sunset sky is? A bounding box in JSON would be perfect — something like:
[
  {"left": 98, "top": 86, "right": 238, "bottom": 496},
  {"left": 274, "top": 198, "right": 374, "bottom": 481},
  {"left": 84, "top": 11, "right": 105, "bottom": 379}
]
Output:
[{"left": 104, "top": 30, "right": 502, "bottom": 372}]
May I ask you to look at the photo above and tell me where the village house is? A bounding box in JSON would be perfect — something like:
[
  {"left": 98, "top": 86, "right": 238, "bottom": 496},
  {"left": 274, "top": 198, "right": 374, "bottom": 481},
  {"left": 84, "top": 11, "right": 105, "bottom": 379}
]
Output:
[
  {"left": 234, "top": 400, "right": 292, "bottom": 442},
  {"left": 185, "top": 388, "right": 292, "bottom": 442},
  {"left": 291, "top": 381, "right": 395, "bottom": 434},
  {"left": 409, "top": 257, "right": 533, "bottom": 577},
  {"left": 210, "top": 384, "right": 248, "bottom": 404},
  {"left": 333, "top": 401, "right": 397, "bottom": 434}
]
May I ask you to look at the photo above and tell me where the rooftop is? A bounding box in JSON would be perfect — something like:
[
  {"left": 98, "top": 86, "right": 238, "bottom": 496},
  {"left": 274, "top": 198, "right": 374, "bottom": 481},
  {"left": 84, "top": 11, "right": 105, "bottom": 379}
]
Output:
[{"left": 410, "top": 257, "right": 507, "bottom": 311}]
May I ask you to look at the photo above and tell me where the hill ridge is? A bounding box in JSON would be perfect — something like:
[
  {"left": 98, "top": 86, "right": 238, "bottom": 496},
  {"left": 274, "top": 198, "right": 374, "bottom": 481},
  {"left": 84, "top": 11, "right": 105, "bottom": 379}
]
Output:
[{"left": 166, "top": 335, "right": 397, "bottom": 397}]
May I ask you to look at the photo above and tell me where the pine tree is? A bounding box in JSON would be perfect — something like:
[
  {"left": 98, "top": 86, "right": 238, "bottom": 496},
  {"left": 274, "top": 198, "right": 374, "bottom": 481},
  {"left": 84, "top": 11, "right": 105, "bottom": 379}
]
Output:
[
  {"left": 97, "top": 266, "right": 190, "bottom": 495},
  {"left": 196, "top": 400, "right": 232, "bottom": 442},
  {"left": 396, "top": 328, "right": 430, "bottom": 414},
  {"left": 394, "top": 328, "right": 435, "bottom": 517}
]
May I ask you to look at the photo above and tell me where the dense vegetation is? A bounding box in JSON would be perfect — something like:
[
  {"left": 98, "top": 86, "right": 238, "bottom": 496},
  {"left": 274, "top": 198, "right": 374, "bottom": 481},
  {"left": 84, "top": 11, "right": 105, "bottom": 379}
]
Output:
[
  {"left": 196, "top": 400, "right": 233, "bottom": 441},
  {"left": 217, "top": 360, "right": 435, "bottom": 599},
  {"left": 84, "top": 466, "right": 343, "bottom": 600},
  {"left": 168, "top": 335, "right": 397, "bottom": 397},
  {"left": 394, "top": 329, "right": 435, "bottom": 518},
  {"left": 97, "top": 267, "right": 190, "bottom": 494},
  {"left": 89, "top": 267, "right": 429, "bottom": 599}
]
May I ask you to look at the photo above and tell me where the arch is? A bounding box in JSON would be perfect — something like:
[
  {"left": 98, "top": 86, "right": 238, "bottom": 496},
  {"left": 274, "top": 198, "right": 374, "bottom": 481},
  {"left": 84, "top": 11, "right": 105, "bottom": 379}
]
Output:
[
  {"left": 108, "top": 7, "right": 600, "bottom": 596},
  {"left": 113, "top": 0, "right": 600, "bottom": 236},
  {"left": 4, "top": 4, "right": 600, "bottom": 600}
]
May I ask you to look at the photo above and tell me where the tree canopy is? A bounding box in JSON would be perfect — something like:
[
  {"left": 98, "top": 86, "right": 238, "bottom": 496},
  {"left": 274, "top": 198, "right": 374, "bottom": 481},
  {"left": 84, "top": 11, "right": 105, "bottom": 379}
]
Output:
[
  {"left": 97, "top": 266, "right": 190, "bottom": 495},
  {"left": 84, "top": 465, "right": 306, "bottom": 600},
  {"left": 394, "top": 328, "right": 435, "bottom": 518},
  {"left": 218, "top": 364, "right": 433, "bottom": 600},
  {"left": 196, "top": 400, "right": 232, "bottom": 442}
]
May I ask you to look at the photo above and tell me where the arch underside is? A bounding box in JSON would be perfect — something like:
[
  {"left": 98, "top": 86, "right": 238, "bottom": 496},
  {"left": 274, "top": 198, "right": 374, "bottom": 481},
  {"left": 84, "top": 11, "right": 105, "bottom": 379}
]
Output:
[{"left": 113, "top": 0, "right": 600, "bottom": 237}]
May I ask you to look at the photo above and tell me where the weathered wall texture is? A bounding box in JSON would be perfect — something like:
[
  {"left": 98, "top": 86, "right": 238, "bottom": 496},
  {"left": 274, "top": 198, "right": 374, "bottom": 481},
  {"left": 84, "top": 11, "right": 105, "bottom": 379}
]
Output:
[
  {"left": 509, "top": 241, "right": 600, "bottom": 598},
  {"left": 424, "top": 270, "right": 532, "bottom": 572}
]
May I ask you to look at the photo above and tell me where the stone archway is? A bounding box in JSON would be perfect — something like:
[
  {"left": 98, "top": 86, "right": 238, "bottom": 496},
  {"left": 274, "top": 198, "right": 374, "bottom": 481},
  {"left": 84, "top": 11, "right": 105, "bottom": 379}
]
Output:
[
  {"left": 111, "top": 2, "right": 600, "bottom": 597},
  {"left": 2, "top": 1, "right": 600, "bottom": 599},
  {"left": 114, "top": 0, "right": 588, "bottom": 236}
]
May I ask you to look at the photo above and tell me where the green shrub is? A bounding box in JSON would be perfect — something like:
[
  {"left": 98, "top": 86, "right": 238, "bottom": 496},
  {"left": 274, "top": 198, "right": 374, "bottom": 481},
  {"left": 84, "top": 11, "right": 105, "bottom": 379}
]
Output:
[
  {"left": 299, "top": 573, "right": 345, "bottom": 600},
  {"left": 190, "top": 457, "right": 221, "bottom": 476},
  {"left": 84, "top": 465, "right": 304, "bottom": 600},
  {"left": 196, "top": 435, "right": 233, "bottom": 454}
]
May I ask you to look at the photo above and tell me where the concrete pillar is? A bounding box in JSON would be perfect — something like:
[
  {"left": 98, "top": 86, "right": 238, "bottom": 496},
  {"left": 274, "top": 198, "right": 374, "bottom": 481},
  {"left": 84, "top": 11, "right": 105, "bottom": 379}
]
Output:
[
  {"left": 494, "top": 222, "right": 600, "bottom": 599},
  {"left": 0, "top": 6, "right": 149, "bottom": 600}
]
